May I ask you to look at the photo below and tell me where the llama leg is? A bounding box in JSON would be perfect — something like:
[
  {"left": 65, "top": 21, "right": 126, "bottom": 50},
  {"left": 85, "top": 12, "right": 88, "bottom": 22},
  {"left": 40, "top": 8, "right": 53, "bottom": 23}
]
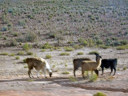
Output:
[
  {"left": 36, "top": 70, "right": 40, "bottom": 78},
  {"left": 82, "top": 70, "right": 85, "bottom": 79},
  {"left": 101, "top": 67, "right": 104, "bottom": 75},
  {"left": 42, "top": 68, "right": 47, "bottom": 78},
  {"left": 28, "top": 69, "right": 32, "bottom": 78},
  {"left": 110, "top": 67, "right": 113, "bottom": 75},
  {"left": 113, "top": 67, "right": 116, "bottom": 76},
  {"left": 73, "top": 69, "right": 76, "bottom": 77}
]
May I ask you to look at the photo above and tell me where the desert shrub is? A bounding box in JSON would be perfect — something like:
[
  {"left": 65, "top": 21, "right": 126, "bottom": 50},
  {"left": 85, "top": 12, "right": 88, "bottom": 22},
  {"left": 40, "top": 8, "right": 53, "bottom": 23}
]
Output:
[
  {"left": 23, "top": 43, "right": 32, "bottom": 52},
  {"left": 99, "top": 45, "right": 109, "bottom": 49},
  {"left": 15, "top": 56, "right": 20, "bottom": 60},
  {"left": 62, "top": 71, "right": 70, "bottom": 74},
  {"left": 64, "top": 46, "right": 74, "bottom": 51},
  {"left": 0, "top": 52, "right": 8, "bottom": 55},
  {"left": 77, "top": 52, "right": 84, "bottom": 55},
  {"left": 9, "top": 53, "right": 15, "bottom": 56},
  {"left": 42, "top": 42, "right": 52, "bottom": 49},
  {"left": 69, "top": 76, "right": 77, "bottom": 82},
  {"left": 1, "top": 26, "right": 8, "bottom": 31},
  {"left": 17, "top": 51, "right": 25, "bottom": 55},
  {"left": 89, "top": 51, "right": 99, "bottom": 55},
  {"left": 78, "top": 38, "right": 88, "bottom": 46},
  {"left": 116, "top": 45, "right": 128, "bottom": 50},
  {"left": 23, "top": 59, "right": 27, "bottom": 63},
  {"left": 73, "top": 44, "right": 84, "bottom": 49},
  {"left": 25, "top": 32, "right": 38, "bottom": 42},
  {"left": 60, "top": 52, "right": 70, "bottom": 56},
  {"left": 89, "top": 74, "right": 98, "bottom": 82},
  {"left": 45, "top": 54, "right": 52, "bottom": 59},
  {"left": 87, "top": 39, "right": 95, "bottom": 47},
  {"left": 18, "top": 20, "right": 26, "bottom": 26},
  {"left": 27, "top": 52, "right": 33, "bottom": 55},
  {"left": 93, "top": 92, "right": 107, "bottom": 96},
  {"left": 41, "top": 49, "right": 46, "bottom": 52},
  {"left": 8, "top": 39, "right": 18, "bottom": 46}
]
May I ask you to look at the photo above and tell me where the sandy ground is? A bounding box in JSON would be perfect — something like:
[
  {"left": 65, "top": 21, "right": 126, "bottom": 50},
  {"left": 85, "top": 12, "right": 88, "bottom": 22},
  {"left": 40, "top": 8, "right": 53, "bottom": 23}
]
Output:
[{"left": 0, "top": 47, "right": 128, "bottom": 96}]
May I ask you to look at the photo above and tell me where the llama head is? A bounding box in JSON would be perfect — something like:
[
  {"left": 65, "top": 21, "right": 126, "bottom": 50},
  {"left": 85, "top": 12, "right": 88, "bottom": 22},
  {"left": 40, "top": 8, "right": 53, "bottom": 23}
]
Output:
[{"left": 49, "top": 72, "right": 52, "bottom": 77}]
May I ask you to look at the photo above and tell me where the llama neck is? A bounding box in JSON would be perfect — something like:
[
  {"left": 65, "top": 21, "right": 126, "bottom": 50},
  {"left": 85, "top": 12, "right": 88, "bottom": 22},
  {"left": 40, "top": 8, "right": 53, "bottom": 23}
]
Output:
[{"left": 96, "top": 58, "right": 102, "bottom": 69}]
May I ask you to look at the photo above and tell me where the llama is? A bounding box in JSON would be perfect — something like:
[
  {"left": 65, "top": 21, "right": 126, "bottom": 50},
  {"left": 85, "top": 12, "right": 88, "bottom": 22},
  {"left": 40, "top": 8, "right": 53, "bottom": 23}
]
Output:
[
  {"left": 81, "top": 55, "right": 102, "bottom": 78},
  {"left": 95, "top": 53, "right": 117, "bottom": 75},
  {"left": 25, "top": 57, "right": 52, "bottom": 78},
  {"left": 73, "top": 58, "right": 91, "bottom": 77}
]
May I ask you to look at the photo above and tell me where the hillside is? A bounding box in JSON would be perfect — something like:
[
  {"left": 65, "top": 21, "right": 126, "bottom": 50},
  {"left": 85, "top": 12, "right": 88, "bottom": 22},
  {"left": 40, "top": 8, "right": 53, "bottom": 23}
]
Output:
[{"left": 0, "top": 0, "right": 128, "bottom": 48}]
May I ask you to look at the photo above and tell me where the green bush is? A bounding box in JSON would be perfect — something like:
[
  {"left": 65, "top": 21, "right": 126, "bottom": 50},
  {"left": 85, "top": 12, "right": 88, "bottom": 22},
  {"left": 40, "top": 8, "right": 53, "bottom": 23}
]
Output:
[
  {"left": 45, "top": 54, "right": 52, "bottom": 59},
  {"left": 60, "top": 52, "right": 70, "bottom": 56},
  {"left": 27, "top": 52, "right": 33, "bottom": 55},
  {"left": 89, "top": 51, "right": 99, "bottom": 55},
  {"left": 0, "top": 52, "right": 8, "bottom": 55},
  {"left": 25, "top": 32, "right": 38, "bottom": 42},
  {"left": 16, "top": 56, "right": 20, "bottom": 60},
  {"left": 89, "top": 74, "right": 98, "bottom": 82},
  {"left": 17, "top": 51, "right": 25, "bottom": 55},
  {"left": 23, "top": 43, "right": 32, "bottom": 52},
  {"left": 77, "top": 52, "right": 84, "bottom": 55},
  {"left": 116, "top": 45, "right": 128, "bottom": 50},
  {"left": 64, "top": 46, "right": 74, "bottom": 51},
  {"left": 93, "top": 92, "right": 107, "bottom": 96},
  {"left": 42, "top": 43, "right": 52, "bottom": 49},
  {"left": 62, "top": 71, "right": 70, "bottom": 74}
]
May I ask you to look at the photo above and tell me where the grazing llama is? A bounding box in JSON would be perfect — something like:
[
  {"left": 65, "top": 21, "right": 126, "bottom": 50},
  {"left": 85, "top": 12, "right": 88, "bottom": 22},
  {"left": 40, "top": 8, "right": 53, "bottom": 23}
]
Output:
[{"left": 25, "top": 57, "right": 52, "bottom": 78}]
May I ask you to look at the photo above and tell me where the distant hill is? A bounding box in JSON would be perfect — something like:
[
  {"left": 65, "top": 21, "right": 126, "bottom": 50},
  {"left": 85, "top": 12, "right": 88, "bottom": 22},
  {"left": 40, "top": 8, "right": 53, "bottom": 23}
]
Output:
[{"left": 0, "top": 0, "right": 128, "bottom": 48}]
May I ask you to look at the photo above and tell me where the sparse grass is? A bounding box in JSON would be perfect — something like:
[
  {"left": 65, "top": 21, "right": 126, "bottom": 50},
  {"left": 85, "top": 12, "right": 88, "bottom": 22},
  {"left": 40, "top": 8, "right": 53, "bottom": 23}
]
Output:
[
  {"left": 62, "top": 71, "right": 70, "bottom": 74},
  {"left": 77, "top": 52, "right": 84, "bottom": 55},
  {"left": 99, "top": 45, "right": 109, "bottom": 49},
  {"left": 15, "top": 56, "right": 20, "bottom": 60},
  {"left": 69, "top": 76, "right": 77, "bottom": 82},
  {"left": 17, "top": 51, "right": 25, "bottom": 55},
  {"left": 9, "top": 53, "right": 15, "bottom": 56},
  {"left": 27, "top": 52, "right": 33, "bottom": 55},
  {"left": 116, "top": 45, "right": 128, "bottom": 50},
  {"left": 89, "top": 51, "right": 99, "bottom": 55},
  {"left": 0, "top": 52, "right": 8, "bottom": 55},
  {"left": 64, "top": 46, "right": 74, "bottom": 51},
  {"left": 45, "top": 54, "right": 52, "bottom": 59},
  {"left": 23, "top": 43, "right": 32, "bottom": 52},
  {"left": 42, "top": 43, "right": 53, "bottom": 49},
  {"left": 93, "top": 92, "right": 107, "bottom": 96},
  {"left": 60, "top": 52, "right": 70, "bottom": 56},
  {"left": 89, "top": 74, "right": 98, "bottom": 82},
  {"left": 41, "top": 49, "right": 46, "bottom": 52}
]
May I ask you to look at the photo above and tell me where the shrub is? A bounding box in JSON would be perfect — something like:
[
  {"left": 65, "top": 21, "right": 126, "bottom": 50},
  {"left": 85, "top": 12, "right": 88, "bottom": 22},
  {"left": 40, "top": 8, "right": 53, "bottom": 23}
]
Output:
[
  {"left": 89, "top": 51, "right": 99, "bottom": 55},
  {"left": 24, "top": 65, "right": 28, "bottom": 68},
  {"left": 89, "top": 74, "right": 98, "bottom": 82},
  {"left": 9, "top": 53, "right": 15, "bottom": 56},
  {"left": 73, "top": 44, "right": 84, "bottom": 49},
  {"left": 77, "top": 52, "right": 84, "bottom": 55},
  {"left": 18, "top": 20, "right": 26, "bottom": 26},
  {"left": 42, "top": 43, "right": 52, "bottom": 49},
  {"left": 16, "top": 56, "right": 20, "bottom": 60},
  {"left": 78, "top": 38, "right": 88, "bottom": 46},
  {"left": 60, "top": 52, "right": 70, "bottom": 56},
  {"left": 64, "top": 46, "right": 74, "bottom": 51},
  {"left": 23, "top": 43, "right": 32, "bottom": 52},
  {"left": 93, "top": 92, "right": 107, "bottom": 96},
  {"left": 1, "top": 26, "right": 8, "bottom": 31},
  {"left": 62, "top": 71, "right": 70, "bottom": 74},
  {"left": 116, "top": 45, "right": 128, "bottom": 50},
  {"left": 45, "top": 54, "right": 52, "bottom": 59},
  {"left": 25, "top": 32, "right": 38, "bottom": 42},
  {"left": 99, "top": 45, "right": 109, "bottom": 49},
  {"left": 41, "top": 49, "right": 46, "bottom": 52},
  {"left": 17, "top": 51, "right": 25, "bottom": 55},
  {"left": 27, "top": 52, "right": 33, "bottom": 55},
  {"left": 0, "top": 52, "right": 8, "bottom": 55},
  {"left": 69, "top": 76, "right": 77, "bottom": 82}
]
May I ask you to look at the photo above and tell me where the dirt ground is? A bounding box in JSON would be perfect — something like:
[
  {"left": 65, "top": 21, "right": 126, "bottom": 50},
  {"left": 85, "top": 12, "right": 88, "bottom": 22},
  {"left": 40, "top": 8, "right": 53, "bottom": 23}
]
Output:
[{"left": 0, "top": 47, "right": 128, "bottom": 96}]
